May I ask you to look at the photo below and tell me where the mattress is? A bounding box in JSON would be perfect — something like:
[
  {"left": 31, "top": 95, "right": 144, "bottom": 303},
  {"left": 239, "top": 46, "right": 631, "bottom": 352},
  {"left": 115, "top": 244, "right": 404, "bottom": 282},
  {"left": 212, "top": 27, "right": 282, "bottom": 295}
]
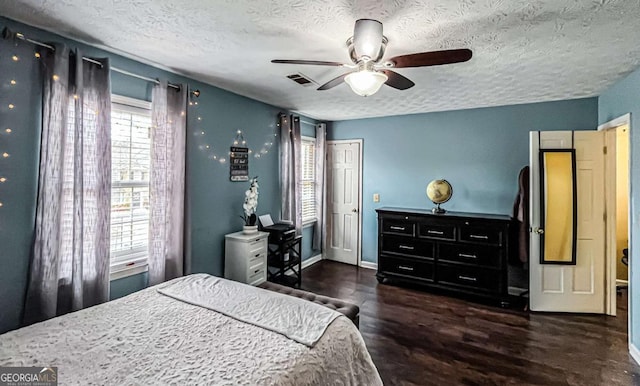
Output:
[{"left": 0, "top": 275, "right": 382, "bottom": 385}]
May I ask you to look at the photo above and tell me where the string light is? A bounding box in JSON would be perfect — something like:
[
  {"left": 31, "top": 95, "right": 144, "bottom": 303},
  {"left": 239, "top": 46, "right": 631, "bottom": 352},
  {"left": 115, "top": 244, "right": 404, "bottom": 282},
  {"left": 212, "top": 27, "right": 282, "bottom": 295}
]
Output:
[
  {"left": 189, "top": 91, "right": 277, "bottom": 164},
  {"left": 1, "top": 48, "right": 44, "bottom": 211},
  {"left": 52, "top": 74, "right": 59, "bottom": 81}
]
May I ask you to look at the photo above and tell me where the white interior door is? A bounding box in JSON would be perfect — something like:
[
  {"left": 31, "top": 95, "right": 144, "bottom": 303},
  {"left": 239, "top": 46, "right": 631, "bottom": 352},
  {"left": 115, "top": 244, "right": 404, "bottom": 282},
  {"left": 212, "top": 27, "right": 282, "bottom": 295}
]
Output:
[
  {"left": 530, "top": 131, "right": 606, "bottom": 313},
  {"left": 325, "top": 140, "right": 362, "bottom": 265}
]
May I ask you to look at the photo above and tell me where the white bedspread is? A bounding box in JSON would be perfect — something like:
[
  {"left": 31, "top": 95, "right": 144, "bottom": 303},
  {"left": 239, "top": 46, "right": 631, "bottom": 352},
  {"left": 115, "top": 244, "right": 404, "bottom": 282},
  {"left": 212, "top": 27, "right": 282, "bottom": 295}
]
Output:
[
  {"left": 0, "top": 275, "right": 382, "bottom": 386},
  {"left": 157, "top": 274, "right": 341, "bottom": 347}
]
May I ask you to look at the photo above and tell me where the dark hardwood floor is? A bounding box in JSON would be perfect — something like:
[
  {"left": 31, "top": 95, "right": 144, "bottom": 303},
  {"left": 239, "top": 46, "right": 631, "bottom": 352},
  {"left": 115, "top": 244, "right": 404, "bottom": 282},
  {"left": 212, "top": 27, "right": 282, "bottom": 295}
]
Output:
[{"left": 301, "top": 260, "right": 640, "bottom": 386}]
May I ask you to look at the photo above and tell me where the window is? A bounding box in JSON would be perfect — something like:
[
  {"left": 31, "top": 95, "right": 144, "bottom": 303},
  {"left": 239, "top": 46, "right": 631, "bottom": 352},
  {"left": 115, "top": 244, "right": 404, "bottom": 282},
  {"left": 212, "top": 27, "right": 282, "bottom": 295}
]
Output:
[
  {"left": 109, "top": 95, "right": 152, "bottom": 278},
  {"left": 301, "top": 136, "right": 317, "bottom": 223}
]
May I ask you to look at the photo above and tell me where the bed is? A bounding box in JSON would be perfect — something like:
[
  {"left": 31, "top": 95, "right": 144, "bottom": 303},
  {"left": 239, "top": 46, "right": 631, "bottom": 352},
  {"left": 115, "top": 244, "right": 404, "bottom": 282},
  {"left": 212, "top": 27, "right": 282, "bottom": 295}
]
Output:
[{"left": 0, "top": 274, "right": 382, "bottom": 385}]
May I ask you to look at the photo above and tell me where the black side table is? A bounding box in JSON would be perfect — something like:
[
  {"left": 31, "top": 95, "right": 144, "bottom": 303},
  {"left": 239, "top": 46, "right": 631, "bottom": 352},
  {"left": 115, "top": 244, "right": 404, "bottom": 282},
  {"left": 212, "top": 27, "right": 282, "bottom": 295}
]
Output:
[{"left": 267, "top": 235, "right": 302, "bottom": 288}]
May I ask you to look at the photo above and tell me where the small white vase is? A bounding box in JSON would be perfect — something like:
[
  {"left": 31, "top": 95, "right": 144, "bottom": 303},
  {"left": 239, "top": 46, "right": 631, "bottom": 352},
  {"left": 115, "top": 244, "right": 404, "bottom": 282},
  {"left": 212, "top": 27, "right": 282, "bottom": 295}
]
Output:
[{"left": 243, "top": 225, "right": 258, "bottom": 235}]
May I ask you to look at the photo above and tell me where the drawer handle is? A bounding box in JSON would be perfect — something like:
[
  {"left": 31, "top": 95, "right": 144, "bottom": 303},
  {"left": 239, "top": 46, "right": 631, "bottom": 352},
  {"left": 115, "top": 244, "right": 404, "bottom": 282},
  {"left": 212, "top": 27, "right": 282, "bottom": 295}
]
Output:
[
  {"left": 398, "top": 265, "right": 414, "bottom": 272},
  {"left": 390, "top": 226, "right": 405, "bottom": 231},
  {"left": 398, "top": 245, "right": 414, "bottom": 250},
  {"left": 469, "top": 234, "right": 489, "bottom": 240},
  {"left": 255, "top": 253, "right": 261, "bottom": 257},
  {"left": 254, "top": 269, "right": 261, "bottom": 274},
  {"left": 458, "top": 253, "right": 477, "bottom": 259},
  {"left": 458, "top": 275, "right": 477, "bottom": 282},
  {"left": 427, "top": 230, "right": 444, "bottom": 235}
]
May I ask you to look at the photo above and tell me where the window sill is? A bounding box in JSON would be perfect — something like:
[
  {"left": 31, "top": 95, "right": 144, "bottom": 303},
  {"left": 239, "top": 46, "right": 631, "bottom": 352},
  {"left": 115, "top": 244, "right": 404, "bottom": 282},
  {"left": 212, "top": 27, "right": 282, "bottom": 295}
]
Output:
[
  {"left": 110, "top": 260, "right": 148, "bottom": 281},
  {"left": 302, "top": 219, "right": 317, "bottom": 228}
]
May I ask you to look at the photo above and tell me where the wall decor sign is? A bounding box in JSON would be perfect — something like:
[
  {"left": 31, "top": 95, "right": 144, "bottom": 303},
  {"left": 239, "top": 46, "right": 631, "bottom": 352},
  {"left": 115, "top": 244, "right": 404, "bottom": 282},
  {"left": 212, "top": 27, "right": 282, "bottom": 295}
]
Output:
[{"left": 230, "top": 146, "right": 249, "bottom": 181}]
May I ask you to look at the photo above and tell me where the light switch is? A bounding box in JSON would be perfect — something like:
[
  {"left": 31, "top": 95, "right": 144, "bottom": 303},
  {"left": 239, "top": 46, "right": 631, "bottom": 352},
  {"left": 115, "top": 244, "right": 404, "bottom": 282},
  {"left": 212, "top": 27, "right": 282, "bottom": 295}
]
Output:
[{"left": 373, "top": 193, "right": 380, "bottom": 203}]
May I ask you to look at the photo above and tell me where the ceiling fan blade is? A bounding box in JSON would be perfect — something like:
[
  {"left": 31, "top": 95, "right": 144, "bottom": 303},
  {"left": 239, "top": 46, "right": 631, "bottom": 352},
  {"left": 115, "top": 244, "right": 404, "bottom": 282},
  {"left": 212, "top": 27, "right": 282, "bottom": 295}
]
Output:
[
  {"left": 271, "top": 59, "right": 345, "bottom": 67},
  {"left": 389, "top": 49, "right": 472, "bottom": 68},
  {"left": 381, "top": 70, "right": 415, "bottom": 90},
  {"left": 317, "top": 73, "right": 350, "bottom": 91}
]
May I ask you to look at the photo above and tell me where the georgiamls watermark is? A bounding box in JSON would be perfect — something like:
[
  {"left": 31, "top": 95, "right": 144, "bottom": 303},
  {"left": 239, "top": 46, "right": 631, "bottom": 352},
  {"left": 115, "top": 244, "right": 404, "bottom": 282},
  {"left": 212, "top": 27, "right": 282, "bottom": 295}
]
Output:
[{"left": 0, "top": 367, "right": 57, "bottom": 386}]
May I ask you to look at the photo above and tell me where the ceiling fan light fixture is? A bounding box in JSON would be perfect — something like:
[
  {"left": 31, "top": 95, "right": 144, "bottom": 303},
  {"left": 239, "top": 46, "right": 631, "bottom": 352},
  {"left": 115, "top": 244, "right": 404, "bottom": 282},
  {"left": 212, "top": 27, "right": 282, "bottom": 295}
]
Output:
[
  {"left": 344, "top": 70, "right": 388, "bottom": 97},
  {"left": 353, "top": 19, "right": 384, "bottom": 59}
]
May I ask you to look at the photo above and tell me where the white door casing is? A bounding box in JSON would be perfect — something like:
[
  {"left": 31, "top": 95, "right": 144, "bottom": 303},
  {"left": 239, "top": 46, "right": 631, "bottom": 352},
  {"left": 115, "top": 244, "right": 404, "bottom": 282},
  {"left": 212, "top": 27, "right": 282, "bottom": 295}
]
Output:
[
  {"left": 598, "top": 113, "right": 631, "bottom": 317},
  {"left": 325, "top": 140, "right": 362, "bottom": 265},
  {"left": 530, "top": 131, "right": 606, "bottom": 313}
]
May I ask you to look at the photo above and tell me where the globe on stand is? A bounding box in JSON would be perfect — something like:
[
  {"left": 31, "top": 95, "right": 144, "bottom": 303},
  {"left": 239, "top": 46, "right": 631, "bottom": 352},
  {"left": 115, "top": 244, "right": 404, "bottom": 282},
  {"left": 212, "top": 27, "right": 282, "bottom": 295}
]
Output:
[{"left": 426, "top": 179, "right": 452, "bottom": 213}]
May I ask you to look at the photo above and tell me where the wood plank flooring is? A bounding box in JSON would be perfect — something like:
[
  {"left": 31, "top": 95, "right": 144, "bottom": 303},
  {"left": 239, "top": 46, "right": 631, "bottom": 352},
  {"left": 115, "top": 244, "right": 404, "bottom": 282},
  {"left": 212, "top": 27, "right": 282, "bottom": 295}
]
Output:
[{"left": 301, "top": 260, "right": 639, "bottom": 386}]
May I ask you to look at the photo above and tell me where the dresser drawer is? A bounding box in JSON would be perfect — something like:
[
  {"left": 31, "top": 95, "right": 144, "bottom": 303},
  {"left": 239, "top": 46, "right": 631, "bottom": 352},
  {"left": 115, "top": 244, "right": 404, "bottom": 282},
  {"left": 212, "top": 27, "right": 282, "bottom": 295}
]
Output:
[
  {"left": 438, "top": 243, "right": 502, "bottom": 267},
  {"left": 418, "top": 222, "right": 456, "bottom": 240},
  {"left": 379, "top": 255, "right": 434, "bottom": 280},
  {"left": 437, "top": 264, "right": 500, "bottom": 292},
  {"left": 381, "top": 236, "right": 434, "bottom": 258},
  {"left": 381, "top": 217, "right": 415, "bottom": 236},
  {"left": 460, "top": 225, "right": 503, "bottom": 245}
]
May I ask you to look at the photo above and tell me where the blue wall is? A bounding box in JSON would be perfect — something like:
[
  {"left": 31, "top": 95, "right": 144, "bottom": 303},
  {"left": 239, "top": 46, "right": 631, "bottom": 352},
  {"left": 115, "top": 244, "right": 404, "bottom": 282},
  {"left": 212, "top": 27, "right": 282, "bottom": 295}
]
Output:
[
  {"left": 0, "top": 17, "right": 285, "bottom": 333},
  {"left": 598, "top": 67, "right": 640, "bottom": 350},
  {"left": 328, "top": 98, "right": 598, "bottom": 262}
]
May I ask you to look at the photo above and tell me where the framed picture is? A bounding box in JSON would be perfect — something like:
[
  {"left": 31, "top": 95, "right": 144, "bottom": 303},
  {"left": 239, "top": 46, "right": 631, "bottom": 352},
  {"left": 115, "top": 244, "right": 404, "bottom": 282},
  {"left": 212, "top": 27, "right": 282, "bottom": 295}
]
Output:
[{"left": 230, "top": 146, "right": 249, "bottom": 181}]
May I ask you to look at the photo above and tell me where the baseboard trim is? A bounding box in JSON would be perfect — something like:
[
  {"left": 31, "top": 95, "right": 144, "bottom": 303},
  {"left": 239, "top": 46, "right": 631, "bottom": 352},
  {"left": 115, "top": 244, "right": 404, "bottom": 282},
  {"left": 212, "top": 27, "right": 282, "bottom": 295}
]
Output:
[
  {"left": 359, "top": 261, "right": 378, "bottom": 270},
  {"left": 630, "top": 343, "right": 640, "bottom": 365},
  {"left": 302, "top": 254, "right": 323, "bottom": 270}
]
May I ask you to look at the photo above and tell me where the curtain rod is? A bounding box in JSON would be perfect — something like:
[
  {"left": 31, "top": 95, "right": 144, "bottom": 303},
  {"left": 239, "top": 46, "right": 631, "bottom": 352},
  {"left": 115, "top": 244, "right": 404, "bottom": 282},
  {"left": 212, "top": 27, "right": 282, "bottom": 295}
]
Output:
[{"left": 3, "top": 28, "right": 181, "bottom": 90}]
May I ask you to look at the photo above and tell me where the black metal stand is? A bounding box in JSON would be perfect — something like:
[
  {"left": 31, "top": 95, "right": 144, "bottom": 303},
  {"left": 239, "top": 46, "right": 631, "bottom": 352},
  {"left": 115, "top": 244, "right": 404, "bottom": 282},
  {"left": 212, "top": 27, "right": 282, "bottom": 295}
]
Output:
[{"left": 267, "top": 235, "right": 302, "bottom": 288}]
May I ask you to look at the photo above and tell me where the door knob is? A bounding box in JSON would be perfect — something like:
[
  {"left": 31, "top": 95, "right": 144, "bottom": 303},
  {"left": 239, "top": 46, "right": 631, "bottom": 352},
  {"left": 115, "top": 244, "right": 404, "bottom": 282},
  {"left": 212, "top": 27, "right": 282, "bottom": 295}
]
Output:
[
  {"left": 532, "top": 227, "right": 544, "bottom": 234},
  {"left": 352, "top": 208, "right": 358, "bottom": 213}
]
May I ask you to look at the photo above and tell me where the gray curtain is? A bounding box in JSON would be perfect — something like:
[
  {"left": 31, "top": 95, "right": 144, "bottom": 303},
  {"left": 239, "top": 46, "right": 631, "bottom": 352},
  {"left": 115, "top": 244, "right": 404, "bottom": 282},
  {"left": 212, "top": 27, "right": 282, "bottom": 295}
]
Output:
[
  {"left": 313, "top": 123, "right": 326, "bottom": 251},
  {"left": 24, "top": 46, "right": 112, "bottom": 325},
  {"left": 148, "top": 81, "right": 188, "bottom": 286},
  {"left": 279, "top": 113, "right": 302, "bottom": 235}
]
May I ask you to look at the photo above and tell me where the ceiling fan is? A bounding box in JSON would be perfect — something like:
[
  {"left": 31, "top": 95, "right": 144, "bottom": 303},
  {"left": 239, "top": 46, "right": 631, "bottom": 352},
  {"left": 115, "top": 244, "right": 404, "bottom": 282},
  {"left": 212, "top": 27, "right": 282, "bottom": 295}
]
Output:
[{"left": 271, "top": 19, "right": 472, "bottom": 97}]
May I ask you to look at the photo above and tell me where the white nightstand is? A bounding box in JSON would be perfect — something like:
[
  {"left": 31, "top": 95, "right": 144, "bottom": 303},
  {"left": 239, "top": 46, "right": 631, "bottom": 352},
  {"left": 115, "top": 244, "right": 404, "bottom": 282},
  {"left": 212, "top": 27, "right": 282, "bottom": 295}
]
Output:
[{"left": 224, "top": 231, "right": 269, "bottom": 286}]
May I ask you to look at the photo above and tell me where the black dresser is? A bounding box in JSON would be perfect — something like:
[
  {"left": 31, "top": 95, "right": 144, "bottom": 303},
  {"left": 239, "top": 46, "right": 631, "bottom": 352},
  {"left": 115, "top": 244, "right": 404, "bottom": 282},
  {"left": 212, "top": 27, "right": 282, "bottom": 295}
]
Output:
[{"left": 376, "top": 207, "right": 513, "bottom": 306}]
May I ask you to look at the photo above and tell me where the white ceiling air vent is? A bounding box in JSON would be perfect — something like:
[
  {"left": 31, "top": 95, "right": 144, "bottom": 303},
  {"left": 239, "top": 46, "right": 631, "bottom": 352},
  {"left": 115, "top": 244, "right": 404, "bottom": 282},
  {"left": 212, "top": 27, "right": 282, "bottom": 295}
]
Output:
[{"left": 286, "top": 73, "right": 316, "bottom": 87}]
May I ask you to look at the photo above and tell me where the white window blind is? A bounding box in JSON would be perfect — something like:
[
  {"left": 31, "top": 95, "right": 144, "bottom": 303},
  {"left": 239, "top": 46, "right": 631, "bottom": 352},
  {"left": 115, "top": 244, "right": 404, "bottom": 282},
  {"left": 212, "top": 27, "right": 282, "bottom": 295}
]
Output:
[
  {"left": 110, "top": 96, "right": 152, "bottom": 273},
  {"left": 301, "top": 137, "right": 316, "bottom": 223}
]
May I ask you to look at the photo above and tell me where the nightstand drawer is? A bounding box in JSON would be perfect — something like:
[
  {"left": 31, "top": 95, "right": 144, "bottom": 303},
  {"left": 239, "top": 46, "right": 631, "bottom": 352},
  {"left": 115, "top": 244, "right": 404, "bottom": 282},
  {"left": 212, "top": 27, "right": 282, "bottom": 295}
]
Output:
[
  {"left": 460, "top": 225, "right": 503, "bottom": 245},
  {"left": 381, "top": 236, "right": 433, "bottom": 258},
  {"left": 249, "top": 258, "right": 265, "bottom": 272},
  {"left": 381, "top": 217, "right": 415, "bottom": 236},
  {"left": 249, "top": 239, "right": 267, "bottom": 255},
  {"left": 437, "top": 264, "right": 500, "bottom": 292},
  {"left": 248, "top": 265, "right": 266, "bottom": 284},
  {"left": 418, "top": 223, "right": 456, "bottom": 240},
  {"left": 249, "top": 251, "right": 266, "bottom": 266},
  {"left": 438, "top": 243, "right": 502, "bottom": 267},
  {"left": 379, "top": 255, "right": 434, "bottom": 280}
]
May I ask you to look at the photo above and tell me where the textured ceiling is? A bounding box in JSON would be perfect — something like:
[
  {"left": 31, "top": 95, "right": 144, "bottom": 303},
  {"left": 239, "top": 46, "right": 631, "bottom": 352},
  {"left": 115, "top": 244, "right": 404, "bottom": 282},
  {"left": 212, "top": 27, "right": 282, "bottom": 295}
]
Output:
[{"left": 2, "top": 0, "right": 640, "bottom": 121}]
